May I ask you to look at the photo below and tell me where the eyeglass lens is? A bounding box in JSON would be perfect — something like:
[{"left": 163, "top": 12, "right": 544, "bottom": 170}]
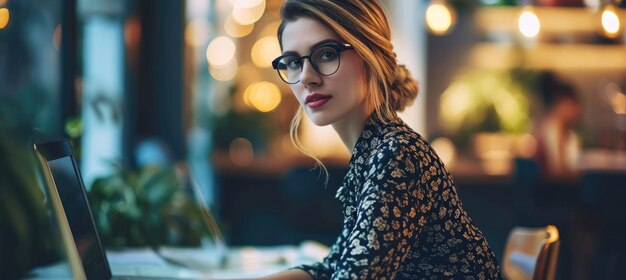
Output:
[{"left": 277, "top": 45, "right": 341, "bottom": 84}]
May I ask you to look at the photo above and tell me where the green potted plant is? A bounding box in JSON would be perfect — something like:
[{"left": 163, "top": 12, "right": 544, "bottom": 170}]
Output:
[
  {"left": 88, "top": 163, "right": 214, "bottom": 250},
  {"left": 0, "top": 124, "right": 59, "bottom": 279}
]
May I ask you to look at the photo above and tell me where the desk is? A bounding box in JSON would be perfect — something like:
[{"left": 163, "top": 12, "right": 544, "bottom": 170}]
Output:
[{"left": 25, "top": 243, "right": 328, "bottom": 279}]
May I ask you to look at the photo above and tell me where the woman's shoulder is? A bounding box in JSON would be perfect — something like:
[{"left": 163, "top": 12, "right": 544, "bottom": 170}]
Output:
[
  {"left": 375, "top": 120, "right": 430, "bottom": 155},
  {"left": 372, "top": 120, "right": 450, "bottom": 174}
]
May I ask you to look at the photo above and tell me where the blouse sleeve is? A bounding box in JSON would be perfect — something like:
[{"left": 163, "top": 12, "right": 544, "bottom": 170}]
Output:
[
  {"left": 291, "top": 226, "right": 349, "bottom": 279},
  {"left": 332, "top": 143, "right": 422, "bottom": 279}
]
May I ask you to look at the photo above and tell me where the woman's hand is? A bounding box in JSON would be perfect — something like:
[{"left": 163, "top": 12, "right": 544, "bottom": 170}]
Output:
[{"left": 234, "top": 269, "right": 313, "bottom": 280}]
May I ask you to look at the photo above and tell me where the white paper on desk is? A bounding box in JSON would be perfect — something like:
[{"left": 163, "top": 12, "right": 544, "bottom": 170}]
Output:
[
  {"left": 158, "top": 245, "right": 299, "bottom": 270},
  {"left": 106, "top": 248, "right": 168, "bottom": 266},
  {"left": 158, "top": 246, "right": 225, "bottom": 270},
  {"left": 106, "top": 248, "right": 212, "bottom": 278},
  {"left": 156, "top": 246, "right": 294, "bottom": 278}
]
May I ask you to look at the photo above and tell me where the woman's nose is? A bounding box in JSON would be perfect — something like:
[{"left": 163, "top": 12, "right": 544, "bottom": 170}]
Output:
[{"left": 299, "top": 59, "right": 321, "bottom": 86}]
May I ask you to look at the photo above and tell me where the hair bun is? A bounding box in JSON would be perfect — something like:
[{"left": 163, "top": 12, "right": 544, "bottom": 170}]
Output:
[{"left": 390, "top": 64, "right": 419, "bottom": 111}]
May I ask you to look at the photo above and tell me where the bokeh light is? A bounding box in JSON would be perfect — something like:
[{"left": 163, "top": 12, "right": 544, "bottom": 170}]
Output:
[
  {"left": 206, "top": 36, "right": 236, "bottom": 67},
  {"left": 224, "top": 14, "right": 254, "bottom": 38},
  {"left": 251, "top": 36, "right": 280, "bottom": 68},
  {"left": 209, "top": 58, "right": 238, "bottom": 81},
  {"left": 0, "top": 8, "right": 10, "bottom": 30},
  {"left": 232, "top": 0, "right": 265, "bottom": 26},
  {"left": 519, "top": 7, "right": 540, "bottom": 38},
  {"left": 440, "top": 83, "right": 476, "bottom": 132},
  {"left": 425, "top": 1, "right": 455, "bottom": 35},
  {"left": 601, "top": 5, "right": 621, "bottom": 38},
  {"left": 430, "top": 137, "right": 457, "bottom": 168},
  {"left": 244, "top": 81, "right": 282, "bottom": 112}
]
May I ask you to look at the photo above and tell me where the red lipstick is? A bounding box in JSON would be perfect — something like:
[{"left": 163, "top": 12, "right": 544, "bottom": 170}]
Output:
[{"left": 305, "top": 93, "right": 332, "bottom": 109}]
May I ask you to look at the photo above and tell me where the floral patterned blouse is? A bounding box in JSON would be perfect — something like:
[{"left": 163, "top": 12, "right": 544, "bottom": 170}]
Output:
[{"left": 294, "top": 115, "right": 501, "bottom": 279}]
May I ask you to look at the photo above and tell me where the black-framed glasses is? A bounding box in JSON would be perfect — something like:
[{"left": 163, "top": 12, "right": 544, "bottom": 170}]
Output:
[{"left": 271, "top": 42, "right": 353, "bottom": 84}]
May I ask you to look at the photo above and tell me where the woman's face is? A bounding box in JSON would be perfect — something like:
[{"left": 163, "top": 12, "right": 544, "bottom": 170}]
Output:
[{"left": 280, "top": 17, "right": 368, "bottom": 127}]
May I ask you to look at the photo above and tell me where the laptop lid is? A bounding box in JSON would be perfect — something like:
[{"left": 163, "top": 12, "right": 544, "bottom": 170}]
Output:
[{"left": 34, "top": 140, "right": 112, "bottom": 280}]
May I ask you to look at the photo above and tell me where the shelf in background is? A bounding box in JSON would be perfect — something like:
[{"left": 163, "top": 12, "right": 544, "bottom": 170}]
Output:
[
  {"left": 469, "top": 42, "right": 626, "bottom": 70},
  {"left": 475, "top": 6, "right": 626, "bottom": 36}
]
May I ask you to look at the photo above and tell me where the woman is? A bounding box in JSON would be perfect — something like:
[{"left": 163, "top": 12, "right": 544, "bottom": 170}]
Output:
[
  {"left": 263, "top": 1, "right": 501, "bottom": 279},
  {"left": 532, "top": 72, "right": 581, "bottom": 178}
]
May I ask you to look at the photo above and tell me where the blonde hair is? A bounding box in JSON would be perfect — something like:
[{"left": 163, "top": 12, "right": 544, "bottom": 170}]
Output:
[{"left": 278, "top": 0, "right": 419, "bottom": 176}]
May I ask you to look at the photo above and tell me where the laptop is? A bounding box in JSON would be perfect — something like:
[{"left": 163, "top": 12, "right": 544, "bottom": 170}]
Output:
[{"left": 33, "top": 139, "right": 211, "bottom": 280}]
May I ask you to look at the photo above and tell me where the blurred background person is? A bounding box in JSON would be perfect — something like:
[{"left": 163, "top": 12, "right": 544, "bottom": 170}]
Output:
[{"left": 532, "top": 72, "right": 582, "bottom": 178}]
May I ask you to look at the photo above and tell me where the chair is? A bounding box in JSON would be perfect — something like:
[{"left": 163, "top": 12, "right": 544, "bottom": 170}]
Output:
[{"left": 502, "top": 225, "right": 560, "bottom": 280}]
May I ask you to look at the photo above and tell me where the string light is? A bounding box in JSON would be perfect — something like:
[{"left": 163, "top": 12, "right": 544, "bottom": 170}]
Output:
[
  {"left": 518, "top": 6, "right": 540, "bottom": 38},
  {"left": 425, "top": 0, "right": 456, "bottom": 35},
  {"left": 0, "top": 8, "right": 10, "bottom": 30},
  {"left": 600, "top": 5, "right": 621, "bottom": 38}
]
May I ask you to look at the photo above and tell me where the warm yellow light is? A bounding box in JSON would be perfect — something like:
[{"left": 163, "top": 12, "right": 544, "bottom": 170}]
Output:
[
  {"left": 206, "top": 36, "right": 236, "bottom": 67},
  {"left": 242, "top": 83, "right": 256, "bottom": 108},
  {"left": 0, "top": 8, "right": 10, "bottom": 30},
  {"left": 493, "top": 88, "right": 529, "bottom": 132},
  {"left": 251, "top": 36, "right": 280, "bottom": 68},
  {"left": 209, "top": 58, "right": 238, "bottom": 81},
  {"left": 224, "top": 14, "right": 254, "bottom": 38},
  {"left": 430, "top": 137, "right": 456, "bottom": 168},
  {"left": 425, "top": 1, "right": 455, "bottom": 35},
  {"left": 440, "top": 83, "right": 475, "bottom": 132},
  {"left": 232, "top": 0, "right": 265, "bottom": 25},
  {"left": 245, "top": 81, "right": 282, "bottom": 112},
  {"left": 229, "top": 137, "right": 254, "bottom": 166},
  {"left": 53, "top": 24, "right": 62, "bottom": 50},
  {"left": 518, "top": 8, "right": 540, "bottom": 38},
  {"left": 601, "top": 6, "right": 621, "bottom": 38},
  {"left": 185, "top": 18, "right": 211, "bottom": 47}
]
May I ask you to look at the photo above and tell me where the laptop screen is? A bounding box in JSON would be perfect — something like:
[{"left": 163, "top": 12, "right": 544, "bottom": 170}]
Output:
[{"left": 46, "top": 155, "right": 111, "bottom": 280}]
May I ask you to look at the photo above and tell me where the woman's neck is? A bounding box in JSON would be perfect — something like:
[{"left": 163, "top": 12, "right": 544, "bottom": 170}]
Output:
[{"left": 331, "top": 106, "right": 373, "bottom": 154}]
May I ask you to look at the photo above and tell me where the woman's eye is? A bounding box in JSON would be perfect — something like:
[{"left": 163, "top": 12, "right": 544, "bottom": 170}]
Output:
[
  {"left": 286, "top": 58, "right": 301, "bottom": 69},
  {"left": 319, "top": 50, "right": 338, "bottom": 61}
]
